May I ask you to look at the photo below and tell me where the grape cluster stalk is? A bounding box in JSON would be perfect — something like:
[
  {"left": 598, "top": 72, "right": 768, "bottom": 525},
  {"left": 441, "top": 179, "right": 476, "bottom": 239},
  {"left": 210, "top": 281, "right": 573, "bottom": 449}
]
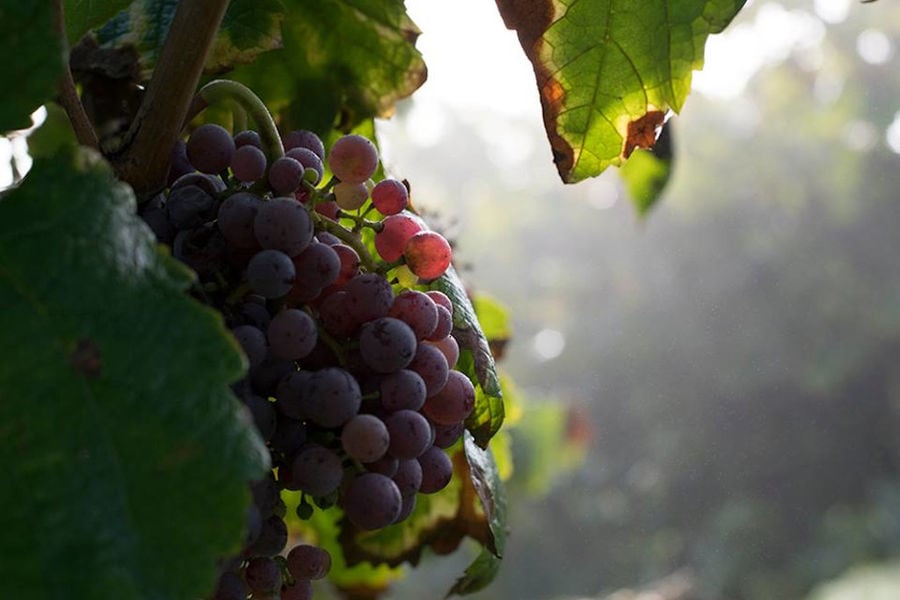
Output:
[{"left": 140, "top": 120, "right": 470, "bottom": 600}]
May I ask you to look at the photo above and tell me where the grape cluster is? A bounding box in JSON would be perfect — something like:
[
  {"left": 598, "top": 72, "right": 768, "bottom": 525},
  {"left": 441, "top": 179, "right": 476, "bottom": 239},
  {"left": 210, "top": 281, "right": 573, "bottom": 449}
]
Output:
[{"left": 141, "top": 122, "right": 468, "bottom": 600}]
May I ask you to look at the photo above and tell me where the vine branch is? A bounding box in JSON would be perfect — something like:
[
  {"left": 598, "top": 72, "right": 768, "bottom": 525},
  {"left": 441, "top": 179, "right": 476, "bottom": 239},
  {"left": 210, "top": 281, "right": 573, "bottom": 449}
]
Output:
[
  {"left": 53, "top": 0, "right": 99, "bottom": 150},
  {"left": 112, "top": 0, "right": 230, "bottom": 197}
]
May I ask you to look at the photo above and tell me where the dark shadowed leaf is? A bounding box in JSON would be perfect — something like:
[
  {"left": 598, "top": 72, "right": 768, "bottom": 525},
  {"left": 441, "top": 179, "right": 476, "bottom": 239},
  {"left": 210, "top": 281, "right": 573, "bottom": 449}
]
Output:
[{"left": 0, "top": 148, "right": 269, "bottom": 599}]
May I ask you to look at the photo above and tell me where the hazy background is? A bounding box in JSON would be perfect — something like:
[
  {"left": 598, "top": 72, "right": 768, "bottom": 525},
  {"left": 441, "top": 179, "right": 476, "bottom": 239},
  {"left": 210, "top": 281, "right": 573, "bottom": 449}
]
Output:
[{"left": 374, "top": 0, "right": 900, "bottom": 598}]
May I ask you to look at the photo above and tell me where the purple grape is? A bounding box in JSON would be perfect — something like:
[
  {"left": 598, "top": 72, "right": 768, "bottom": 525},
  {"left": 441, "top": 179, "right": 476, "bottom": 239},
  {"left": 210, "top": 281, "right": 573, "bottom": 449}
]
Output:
[
  {"left": 290, "top": 444, "right": 344, "bottom": 497},
  {"left": 342, "top": 472, "right": 402, "bottom": 530},
  {"left": 286, "top": 544, "right": 331, "bottom": 580},
  {"left": 275, "top": 370, "right": 313, "bottom": 420},
  {"left": 234, "top": 129, "right": 262, "bottom": 149},
  {"left": 244, "top": 556, "right": 282, "bottom": 594},
  {"left": 218, "top": 191, "right": 263, "bottom": 248},
  {"left": 383, "top": 409, "right": 432, "bottom": 459},
  {"left": 345, "top": 273, "right": 394, "bottom": 323},
  {"left": 284, "top": 129, "right": 325, "bottom": 160},
  {"left": 392, "top": 458, "right": 423, "bottom": 497},
  {"left": 249, "top": 352, "right": 295, "bottom": 396},
  {"left": 269, "top": 415, "right": 308, "bottom": 457},
  {"left": 328, "top": 134, "right": 379, "bottom": 184},
  {"left": 427, "top": 304, "right": 453, "bottom": 341},
  {"left": 171, "top": 172, "right": 227, "bottom": 195},
  {"left": 167, "top": 139, "right": 194, "bottom": 186},
  {"left": 375, "top": 213, "right": 422, "bottom": 262},
  {"left": 332, "top": 244, "right": 361, "bottom": 286},
  {"left": 268, "top": 156, "right": 304, "bottom": 195},
  {"left": 212, "top": 570, "right": 247, "bottom": 600},
  {"left": 231, "top": 144, "right": 267, "bottom": 182},
  {"left": 433, "top": 421, "right": 464, "bottom": 449},
  {"left": 286, "top": 147, "right": 324, "bottom": 184},
  {"left": 267, "top": 308, "right": 317, "bottom": 360},
  {"left": 380, "top": 369, "right": 426, "bottom": 412},
  {"left": 422, "top": 370, "right": 475, "bottom": 425},
  {"left": 281, "top": 580, "right": 313, "bottom": 600},
  {"left": 408, "top": 343, "right": 449, "bottom": 397},
  {"left": 318, "top": 291, "right": 357, "bottom": 338},
  {"left": 254, "top": 197, "right": 314, "bottom": 257},
  {"left": 301, "top": 367, "right": 361, "bottom": 428},
  {"left": 359, "top": 317, "right": 417, "bottom": 373},
  {"left": 341, "top": 413, "right": 390, "bottom": 463},
  {"left": 425, "top": 335, "right": 459, "bottom": 369},
  {"left": 247, "top": 249, "right": 295, "bottom": 298},
  {"left": 388, "top": 290, "right": 438, "bottom": 340},
  {"left": 418, "top": 445, "right": 453, "bottom": 494},
  {"left": 232, "top": 324, "right": 267, "bottom": 368},
  {"left": 187, "top": 123, "right": 235, "bottom": 174},
  {"left": 166, "top": 184, "right": 216, "bottom": 230},
  {"left": 242, "top": 393, "right": 276, "bottom": 441},
  {"left": 244, "top": 515, "right": 288, "bottom": 557},
  {"left": 394, "top": 493, "right": 417, "bottom": 524},
  {"left": 364, "top": 454, "right": 399, "bottom": 477},
  {"left": 293, "top": 241, "right": 340, "bottom": 290}
]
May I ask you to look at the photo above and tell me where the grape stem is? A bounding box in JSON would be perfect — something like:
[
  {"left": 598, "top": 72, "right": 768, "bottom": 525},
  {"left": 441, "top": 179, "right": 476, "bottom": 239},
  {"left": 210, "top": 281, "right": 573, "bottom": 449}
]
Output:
[
  {"left": 53, "top": 0, "right": 99, "bottom": 150},
  {"left": 196, "top": 80, "right": 284, "bottom": 162}
]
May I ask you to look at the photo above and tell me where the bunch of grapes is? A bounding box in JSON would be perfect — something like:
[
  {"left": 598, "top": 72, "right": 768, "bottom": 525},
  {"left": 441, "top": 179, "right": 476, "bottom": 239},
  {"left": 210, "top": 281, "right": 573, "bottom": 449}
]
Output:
[{"left": 140, "top": 122, "right": 470, "bottom": 600}]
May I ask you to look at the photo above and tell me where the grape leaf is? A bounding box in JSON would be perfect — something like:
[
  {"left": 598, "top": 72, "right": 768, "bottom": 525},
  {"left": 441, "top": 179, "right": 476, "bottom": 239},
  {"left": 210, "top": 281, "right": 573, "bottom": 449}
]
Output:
[
  {"left": 0, "top": 148, "right": 269, "bottom": 600},
  {"left": 0, "top": 2, "right": 64, "bottom": 132},
  {"left": 85, "top": 0, "right": 283, "bottom": 79},
  {"left": 433, "top": 268, "right": 504, "bottom": 449},
  {"left": 447, "top": 548, "right": 502, "bottom": 598},
  {"left": 619, "top": 121, "right": 674, "bottom": 215},
  {"left": 228, "top": 0, "right": 427, "bottom": 135},
  {"left": 495, "top": 0, "right": 745, "bottom": 183},
  {"left": 64, "top": 0, "right": 131, "bottom": 44}
]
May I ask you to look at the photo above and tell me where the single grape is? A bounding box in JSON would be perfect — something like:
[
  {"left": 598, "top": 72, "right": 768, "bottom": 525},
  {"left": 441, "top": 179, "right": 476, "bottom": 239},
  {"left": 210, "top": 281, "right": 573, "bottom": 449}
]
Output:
[
  {"left": 283, "top": 129, "right": 325, "bottom": 161},
  {"left": 249, "top": 352, "right": 295, "bottom": 396},
  {"left": 318, "top": 290, "right": 358, "bottom": 338},
  {"left": 392, "top": 458, "right": 423, "bottom": 497},
  {"left": 211, "top": 570, "right": 247, "bottom": 600},
  {"left": 286, "top": 544, "right": 332, "bottom": 580},
  {"left": 268, "top": 156, "right": 305, "bottom": 195},
  {"left": 407, "top": 343, "right": 449, "bottom": 397},
  {"left": 364, "top": 454, "right": 399, "bottom": 477},
  {"left": 333, "top": 181, "right": 369, "bottom": 211},
  {"left": 375, "top": 213, "right": 423, "bottom": 262},
  {"left": 275, "top": 370, "right": 313, "bottom": 420},
  {"left": 251, "top": 475, "right": 280, "bottom": 518},
  {"left": 345, "top": 273, "right": 395, "bottom": 324},
  {"left": 244, "top": 556, "right": 282, "bottom": 595},
  {"left": 267, "top": 308, "right": 317, "bottom": 361},
  {"left": 315, "top": 200, "right": 340, "bottom": 220},
  {"left": 244, "top": 515, "right": 288, "bottom": 557},
  {"left": 234, "top": 129, "right": 262, "bottom": 149},
  {"left": 425, "top": 290, "right": 453, "bottom": 312},
  {"left": 432, "top": 421, "right": 465, "bottom": 449},
  {"left": 232, "top": 325, "right": 267, "bottom": 368},
  {"left": 328, "top": 134, "right": 379, "bottom": 184},
  {"left": 231, "top": 144, "right": 267, "bottom": 182},
  {"left": 139, "top": 199, "right": 175, "bottom": 244},
  {"left": 359, "top": 317, "right": 417, "bottom": 373},
  {"left": 242, "top": 393, "right": 277, "bottom": 441},
  {"left": 380, "top": 369, "right": 427, "bottom": 412},
  {"left": 332, "top": 244, "right": 361, "bottom": 286},
  {"left": 290, "top": 444, "right": 344, "bottom": 497},
  {"left": 426, "top": 304, "right": 454, "bottom": 341},
  {"left": 342, "top": 472, "right": 402, "bottom": 530},
  {"left": 187, "top": 123, "right": 235, "bottom": 174},
  {"left": 254, "top": 196, "right": 314, "bottom": 256},
  {"left": 167, "top": 139, "right": 194, "bottom": 185},
  {"left": 418, "top": 445, "right": 453, "bottom": 493},
  {"left": 341, "top": 413, "right": 390, "bottom": 463},
  {"left": 422, "top": 369, "right": 475, "bottom": 425},
  {"left": 404, "top": 231, "right": 452, "bottom": 280},
  {"left": 388, "top": 290, "right": 439, "bottom": 340},
  {"left": 281, "top": 579, "right": 313, "bottom": 600},
  {"left": 371, "top": 179, "right": 408, "bottom": 215},
  {"left": 301, "top": 367, "right": 361, "bottom": 428},
  {"left": 218, "top": 191, "right": 263, "bottom": 248},
  {"left": 166, "top": 184, "right": 216, "bottom": 230},
  {"left": 383, "top": 409, "right": 432, "bottom": 459},
  {"left": 394, "top": 493, "right": 417, "bottom": 524},
  {"left": 269, "top": 415, "right": 308, "bottom": 457},
  {"left": 425, "top": 335, "right": 460, "bottom": 369},
  {"left": 293, "top": 241, "right": 340, "bottom": 291},
  {"left": 316, "top": 231, "right": 341, "bottom": 245},
  {"left": 286, "top": 147, "right": 324, "bottom": 184},
  {"left": 247, "top": 249, "right": 295, "bottom": 298}
]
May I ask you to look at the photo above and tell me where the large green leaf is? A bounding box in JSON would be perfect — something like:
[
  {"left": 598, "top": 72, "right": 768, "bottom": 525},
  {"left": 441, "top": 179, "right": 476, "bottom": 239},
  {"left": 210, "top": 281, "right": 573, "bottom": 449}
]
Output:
[
  {"left": 229, "top": 0, "right": 427, "bottom": 135},
  {"left": 0, "top": 148, "right": 269, "bottom": 599},
  {"left": 495, "top": 0, "right": 745, "bottom": 183},
  {"left": 64, "top": 0, "right": 131, "bottom": 44},
  {"left": 86, "top": 0, "right": 283, "bottom": 79},
  {"left": 0, "top": 2, "right": 64, "bottom": 132}
]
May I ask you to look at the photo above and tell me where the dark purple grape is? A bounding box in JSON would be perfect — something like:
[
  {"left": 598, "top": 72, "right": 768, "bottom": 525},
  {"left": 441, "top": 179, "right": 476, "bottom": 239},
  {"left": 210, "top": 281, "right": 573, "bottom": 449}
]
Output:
[
  {"left": 328, "top": 134, "right": 379, "bottom": 184},
  {"left": 171, "top": 172, "right": 227, "bottom": 195},
  {"left": 392, "top": 458, "right": 423, "bottom": 497},
  {"left": 319, "top": 291, "right": 357, "bottom": 338},
  {"left": 432, "top": 421, "right": 464, "bottom": 449},
  {"left": 167, "top": 139, "right": 194, "bottom": 186},
  {"left": 408, "top": 343, "right": 449, "bottom": 397},
  {"left": 286, "top": 544, "right": 331, "bottom": 580},
  {"left": 231, "top": 144, "right": 267, "bottom": 182},
  {"left": 426, "top": 304, "right": 453, "bottom": 341},
  {"left": 275, "top": 370, "right": 313, "bottom": 420},
  {"left": 244, "top": 515, "right": 288, "bottom": 557},
  {"left": 290, "top": 444, "right": 343, "bottom": 497},
  {"left": 418, "top": 445, "right": 453, "bottom": 494},
  {"left": 267, "top": 308, "right": 317, "bottom": 360},
  {"left": 232, "top": 325, "right": 267, "bottom": 368},
  {"left": 218, "top": 191, "right": 263, "bottom": 248},
  {"left": 166, "top": 184, "right": 216, "bottom": 230},
  {"left": 388, "top": 290, "right": 439, "bottom": 340},
  {"left": 187, "top": 123, "right": 235, "bottom": 174},
  {"left": 301, "top": 367, "right": 361, "bottom": 428},
  {"left": 242, "top": 393, "right": 277, "bottom": 441},
  {"left": 426, "top": 290, "right": 453, "bottom": 312},
  {"left": 359, "top": 317, "right": 417, "bottom": 373},
  {"left": 375, "top": 213, "right": 422, "bottom": 262},
  {"left": 234, "top": 129, "right": 262, "bottom": 149},
  {"left": 244, "top": 556, "right": 282, "bottom": 595},
  {"left": 316, "top": 231, "right": 341, "bottom": 245},
  {"left": 341, "top": 414, "right": 390, "bottom": 463},
  {"left": 212, "top": 570, "right": 247, "bottom": 600},
  {"left": 380, "top": 369, "right": 426, "bottom": 412},
  {"left": 286, "top": 147, "right": 324, "bottom": 184},
  {"left": 425, "top": 335, "right": 459, "bottom": 369},
  {"left": 332, "top": 244, "right": 360, "bottom": 286},
  {"left": 345, "top": 273, "right": 394, "bottom": 323},
  {"left": 247, "top": 249, "right": 295, "bottom": 298},
  {"left": 383, "top": 409, "right": 432, "bottom": 459},
  {"left": 364, "top": 454, "right": 399, "bottom": 477},
  {"left": 269, "top": 415, "right": 308, "bottom": 457},
  {"left": 249, "top": 352, "right": 295, "bottom": 396},
  {"left": 254, "top": 197, "right": 314, "bottom": 257},
  {"left": 283, "top": 129, "right": 325, "bottom": 161},
  {"left": 293, "top": 241, "right": 340, "bottom": 290},
  {"left": 371, "top": 179, "right": 408, "bottom": 216},
  {"left": 268, "top": 156, "right": 304, "bottom": 195},
  {"left": 394, "top": 493, "right": 417, "bottom": 524},
  {"left": 342, "top": 472, "right": 401, "bottom": 530},
  {"left": 281, "top": 579, "right": 313, "bottom": 600},
  {"left": 251, "top": 475, "right": 280, "bottom": 518},
  {"left": 422, "top": 370, "right": 475, "bottom": 425},
  {"left": 139, "top": 198, "right": 175, "bottom": 244}
]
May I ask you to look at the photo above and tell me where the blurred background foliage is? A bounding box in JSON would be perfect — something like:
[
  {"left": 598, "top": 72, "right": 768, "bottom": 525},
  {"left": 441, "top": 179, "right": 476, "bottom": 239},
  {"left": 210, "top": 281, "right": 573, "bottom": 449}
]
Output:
[{"left": 374, "top": 0, "right": 900, "bottom": 598}]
